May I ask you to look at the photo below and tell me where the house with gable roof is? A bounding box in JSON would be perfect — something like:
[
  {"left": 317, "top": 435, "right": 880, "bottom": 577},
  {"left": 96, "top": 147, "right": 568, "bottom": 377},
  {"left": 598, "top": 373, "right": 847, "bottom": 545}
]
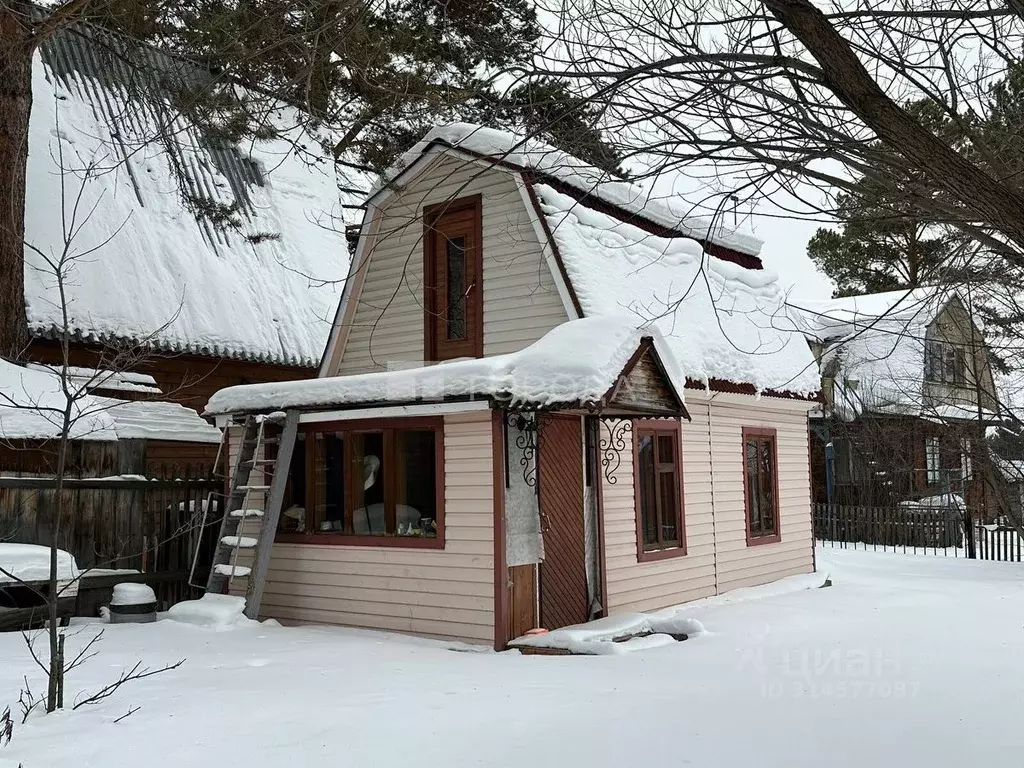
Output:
[
  {"left": 796, "top": 287, "right": 1003, "bottom": 513},
  {"left": 3, "top": 22, "right": 353, "bottom": 473},
  {"left": 205, "top": 124, "right": 821, "bottom": 649}
]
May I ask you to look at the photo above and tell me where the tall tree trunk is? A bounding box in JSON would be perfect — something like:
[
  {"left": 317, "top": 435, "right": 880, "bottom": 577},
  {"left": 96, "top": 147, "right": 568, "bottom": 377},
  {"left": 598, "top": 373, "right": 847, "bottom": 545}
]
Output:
[{"left": 0, "top": 4, "right": 33, "bottom": 359}]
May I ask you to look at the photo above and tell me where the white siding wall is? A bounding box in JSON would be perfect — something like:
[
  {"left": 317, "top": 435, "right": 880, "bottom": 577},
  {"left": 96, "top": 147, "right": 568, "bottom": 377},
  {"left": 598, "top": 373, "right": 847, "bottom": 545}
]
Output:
[
  {"left": 602, "top": 394, "right": 814, "bottom": 615},
  {"left": 230, "top": 412, "right": 495, "bottom": 644},
  {"left": 335, "top": 155, "right": 569, "bottom": 375}
]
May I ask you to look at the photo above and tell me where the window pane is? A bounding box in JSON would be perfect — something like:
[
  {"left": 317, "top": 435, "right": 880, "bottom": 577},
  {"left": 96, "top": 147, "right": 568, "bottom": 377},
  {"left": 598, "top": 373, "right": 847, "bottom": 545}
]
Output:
[
  {"left": 305, "top": 433, "right": 345, "bottom": 535},
  {"left": 658, "top": 471, "right": 678, "bottom": 543},
  {"left": 759, "top": 440, "right": 775, "bottom": 535},
  {"left": 350, "top": 432, "right": 386, "bottom": 535},
  {"left": 657, "top": 434, "right": 675, "bottom": 466},
  {"left": 637, "top": 434, "right": 658, "bottom": 546},
  {"left": 446, "top": 236, "right": 467, "bottom": 341},
  {"left": 746, "top": 440, "right": 761, "bottom": 534},
  {"left": 394, "top": 430, "right": 438, "bottom": 538}
]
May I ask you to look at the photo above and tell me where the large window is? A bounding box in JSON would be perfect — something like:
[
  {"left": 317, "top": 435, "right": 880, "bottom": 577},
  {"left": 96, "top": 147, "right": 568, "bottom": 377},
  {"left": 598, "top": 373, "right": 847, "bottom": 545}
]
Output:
[
  {"left": 743, "top": 428, "right": 780, "bottom": 545},
  {"left": 424, "top": 195, "right": 483, "bottom": 362},
  {"left": 278, "top": 419, "right": 444, "bottom": 548},
  {"left": 634, "top": 421, "right": 685, "bottom": 559}
]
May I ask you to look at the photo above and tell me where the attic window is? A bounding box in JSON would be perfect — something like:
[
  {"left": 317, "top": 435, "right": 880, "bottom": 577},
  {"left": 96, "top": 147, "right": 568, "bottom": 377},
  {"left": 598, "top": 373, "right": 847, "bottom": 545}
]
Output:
[
  {"left": 925, "top": 340, "right": 965, "bottom": 386},
  {"left": 423, "top": 195, "right": 483, "bottom": 362}
]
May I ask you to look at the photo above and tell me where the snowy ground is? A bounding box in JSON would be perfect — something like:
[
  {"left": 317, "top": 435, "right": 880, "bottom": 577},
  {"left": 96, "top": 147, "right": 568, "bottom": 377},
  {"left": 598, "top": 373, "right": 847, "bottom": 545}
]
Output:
[{"left": 3, "top": 548, "right": 1024, "bottom": 768}]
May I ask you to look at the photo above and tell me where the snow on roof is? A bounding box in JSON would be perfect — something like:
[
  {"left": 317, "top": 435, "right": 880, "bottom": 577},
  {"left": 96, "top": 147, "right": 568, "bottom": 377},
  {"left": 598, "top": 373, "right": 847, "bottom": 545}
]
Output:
[
  {"left": 25, "top": 26, "right": 356, "bottom": 367},
  {"left": 0, "top": 543, "right": 80, "bottom": 584},
  {"left": 792, "top": 287, "right": 988, "bottom": 419},
  {"left": 795, "top": 287, "right": 949, "bottom": 342},
  {"left": 206, "top": 316, "right": 685, "bottom": 415},
  {"left": 94, "top": 397, "right": 223, "bottom": 443},
  {"left": 1, "top": 358, "right": 221, "bottom": 443},
  {"left": 534, "top": 185, "right": 819, "bottom": 393},
  {"left": 387, "top": 123, "right": 763, "bottom": 257},
  {"left": 25, "top": 364, "right": 162, "bottom": 395},
  {"left": 0, "top": 357, "right": 119, "bottom": 441}
]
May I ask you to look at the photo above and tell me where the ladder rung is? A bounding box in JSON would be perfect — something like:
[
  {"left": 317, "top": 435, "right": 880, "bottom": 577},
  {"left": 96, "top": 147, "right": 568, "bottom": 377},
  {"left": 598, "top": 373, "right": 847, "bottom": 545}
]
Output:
[
  {"left": 236, "top": 485, "right": 271, "bottom": 492},
  {"left": 245, "top": 458, "right": 277, "bottom": 465},
  {"left": 230, "top": 508, "right": 264, "bottom": 518},
  {"left": 221, "top": 535, "right": 258, "bottom": 548},
  {"left": 214, "top": 564, "right": 252, "bottom": 578}
]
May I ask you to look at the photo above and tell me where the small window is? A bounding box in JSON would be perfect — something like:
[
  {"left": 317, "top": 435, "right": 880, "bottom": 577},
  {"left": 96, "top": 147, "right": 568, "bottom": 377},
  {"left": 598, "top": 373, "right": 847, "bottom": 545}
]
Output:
[
  {"left": 634, "top": 421, "right": 685, "bottom": 557},
  {"left": 961, "top": 438, "right": 973, "bottom": 481},
  {"left": 925, "top": 436, "right": 941, "bottom": 485},
  {"left": 279, "top": 420, "right": 444, "bottom": 547},
  {"left": 925, "top": 340, "right": 966, "bottom": 386},
  {"left": 424, "top": 196, "right": 482, "bottom": 361},
  {"left": 743, "top": 428, "right": 780, "bottom": 545}
]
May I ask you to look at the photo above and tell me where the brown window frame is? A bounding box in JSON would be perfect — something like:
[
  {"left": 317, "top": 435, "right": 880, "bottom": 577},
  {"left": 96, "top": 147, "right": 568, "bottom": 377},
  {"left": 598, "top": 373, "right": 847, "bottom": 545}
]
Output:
[
  {"left": 743, "top": 427, "right": 781, "bottom": 546},
  {"left": 276, "top": 416, "right": 445, "bottom": 549},
  {"left": 632, "top": 419, "right": 687, "bottom": 562},
  {"left": 423, "top": 195, "right": 484, "bottom": 362}
]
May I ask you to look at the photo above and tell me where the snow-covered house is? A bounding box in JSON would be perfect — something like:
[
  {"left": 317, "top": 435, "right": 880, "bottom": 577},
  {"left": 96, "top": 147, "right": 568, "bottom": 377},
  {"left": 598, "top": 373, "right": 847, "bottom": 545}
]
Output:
[
  {"left": 13, "top": 22, "right": 351, "bottom": 469},
  {"left": 205, "top": 124, "right": 820, "bottom": 648},
  {"left": 795, "top": 287, "right": 1001, "bottom": 509}
]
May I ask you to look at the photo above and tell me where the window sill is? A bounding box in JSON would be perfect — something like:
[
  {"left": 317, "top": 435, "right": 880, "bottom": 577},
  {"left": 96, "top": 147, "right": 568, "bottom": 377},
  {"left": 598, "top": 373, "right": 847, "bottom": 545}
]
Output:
[
  {"left": 275, "top": 533, "right": 445, "bottom": 549},
  {"left": 746, "top": 533, "right": 781, "bottom": 547},
  {"left": 637, "top": 545, "right": 687, "bottom": 563}
]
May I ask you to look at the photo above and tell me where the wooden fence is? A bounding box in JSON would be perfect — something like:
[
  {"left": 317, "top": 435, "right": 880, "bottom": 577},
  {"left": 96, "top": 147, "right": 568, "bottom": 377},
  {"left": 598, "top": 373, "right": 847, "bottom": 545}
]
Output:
[
  {"left": 814, "top": 503, "right": 1024, "bottom": 562},
  {"left": 0, "top": 467, "right": 224, "bottom": 607}
]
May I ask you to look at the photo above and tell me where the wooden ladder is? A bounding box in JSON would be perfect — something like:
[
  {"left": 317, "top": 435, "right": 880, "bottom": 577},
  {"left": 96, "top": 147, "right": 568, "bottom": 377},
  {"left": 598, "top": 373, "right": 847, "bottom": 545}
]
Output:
[{"left": 205, "top": 410, "right": 299, "bottom": 620}]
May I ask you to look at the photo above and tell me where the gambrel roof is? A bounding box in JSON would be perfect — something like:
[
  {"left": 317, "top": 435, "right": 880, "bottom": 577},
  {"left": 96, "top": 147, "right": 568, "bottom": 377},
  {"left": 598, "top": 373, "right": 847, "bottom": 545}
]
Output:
[
  {"left": 25, "top": 24, "right": 358, "bottom": 367},
  {"left": 322, "top": 124, "right": 818, "bottom": 395}
]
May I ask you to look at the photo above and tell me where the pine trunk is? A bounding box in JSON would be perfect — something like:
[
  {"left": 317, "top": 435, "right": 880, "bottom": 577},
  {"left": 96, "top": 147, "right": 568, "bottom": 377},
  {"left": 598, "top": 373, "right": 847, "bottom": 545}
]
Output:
[{"left": 0, "top": 4, "right": 34, "bottom": 359}]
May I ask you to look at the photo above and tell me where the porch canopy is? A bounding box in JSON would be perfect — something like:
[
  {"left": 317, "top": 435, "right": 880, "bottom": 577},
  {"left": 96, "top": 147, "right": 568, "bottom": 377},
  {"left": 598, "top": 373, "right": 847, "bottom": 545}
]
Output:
[{"left": 205, "top": 316, "right": 689, "bottom": 420}]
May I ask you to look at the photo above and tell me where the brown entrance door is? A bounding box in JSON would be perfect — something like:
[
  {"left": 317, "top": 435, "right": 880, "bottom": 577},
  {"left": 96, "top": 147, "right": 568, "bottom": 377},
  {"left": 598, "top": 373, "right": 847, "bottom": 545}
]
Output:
[{"left": 537, "top": 414, "right": 589, "bottom": 629}]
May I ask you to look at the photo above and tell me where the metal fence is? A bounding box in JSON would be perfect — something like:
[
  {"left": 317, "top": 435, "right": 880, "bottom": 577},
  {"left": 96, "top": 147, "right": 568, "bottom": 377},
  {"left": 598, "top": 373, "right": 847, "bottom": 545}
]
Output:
[
  {"left": 0, "top": 467, "right": 224, "bottom": 607},
  {"left": 814, "top": 503, "right": 1024, "bottom": 562}
]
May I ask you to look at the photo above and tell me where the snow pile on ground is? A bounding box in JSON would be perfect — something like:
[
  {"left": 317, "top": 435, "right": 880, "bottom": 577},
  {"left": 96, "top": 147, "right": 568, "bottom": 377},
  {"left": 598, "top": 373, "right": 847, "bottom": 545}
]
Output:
[
  {"left": 206, "top": 316, "right": 685, "bottom": 414},
  {"left": 534, "top": 184, "right": 818, "bottom": 393},
  {"left": 110, "top": 583, "right": 157, "bottom": 607},
  {"left": 0, "top": 543, "right": 80, "bottom": 583},
  {"left": 397, "top": 123, "right": 763, "bottom": 257},
  {"left": 25, "top": 34, "right": 351, "bottom": 366},
  {"left": 5, "top": 549, "right": 1024, "bottom": 768},
  {"left": 510, "top": 613, "right": 705, "bottom": 655},
  {"left": 165, "top": 594, "right": 256, "bottom": 629}
]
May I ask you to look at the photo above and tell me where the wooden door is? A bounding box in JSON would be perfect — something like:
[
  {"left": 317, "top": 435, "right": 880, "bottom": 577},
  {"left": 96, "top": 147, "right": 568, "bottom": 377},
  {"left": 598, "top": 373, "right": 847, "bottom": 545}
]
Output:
[
  {"left": 507, "top": 564, "right": 537, "bottom": 640},
  {"left": 537, "top": 414, "right": 589, "bottom": 629}
]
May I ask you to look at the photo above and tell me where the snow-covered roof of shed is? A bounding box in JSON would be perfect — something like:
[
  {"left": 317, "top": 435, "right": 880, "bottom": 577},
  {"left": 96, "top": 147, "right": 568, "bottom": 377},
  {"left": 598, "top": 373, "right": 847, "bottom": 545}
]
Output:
[
  {"left": 0, "top": 358, "right": 119, "bottom": 441},
  {"left": 385, "top": 123, "right": 763, "bottom": 257},
  {"left": 207, "top": 316, "right": 685, "bottom": 415},
  {"left": 25, "top": 25, "right": 358, "bottom": 367},
  {"left": 534, "top": 185, "right": 819, "bottom": 394},
  {"left": 1, "top": 358, "right": 222, "bottom": 443}
]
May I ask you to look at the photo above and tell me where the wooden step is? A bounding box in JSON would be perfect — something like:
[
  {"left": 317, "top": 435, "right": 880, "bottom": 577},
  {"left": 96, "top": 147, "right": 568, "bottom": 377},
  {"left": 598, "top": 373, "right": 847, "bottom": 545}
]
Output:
[{"left": 230, "top": 508, "right": 265, "bottom": 518}]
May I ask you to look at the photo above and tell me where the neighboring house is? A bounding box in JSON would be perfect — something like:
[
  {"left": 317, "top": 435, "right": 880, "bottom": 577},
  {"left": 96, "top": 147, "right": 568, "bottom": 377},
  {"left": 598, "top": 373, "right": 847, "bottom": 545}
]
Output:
[
  {"left": 204, "top": 123, "right": 820, "bottom": 648},
  {"left": 796, "top": 287, "right": 1002, "bottom": 513},
  {"left": 6, "top": 22, "right": 352, "bottom": 469}
]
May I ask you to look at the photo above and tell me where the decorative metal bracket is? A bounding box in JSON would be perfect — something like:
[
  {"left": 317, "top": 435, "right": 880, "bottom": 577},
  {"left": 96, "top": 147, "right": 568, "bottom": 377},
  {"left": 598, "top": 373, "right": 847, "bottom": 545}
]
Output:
[
  {"left": 599, "top": 419, "right": 633, "bottom": 485},
  {"left": 506, "top": 411, "right": 539, "bottom": 487}
]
